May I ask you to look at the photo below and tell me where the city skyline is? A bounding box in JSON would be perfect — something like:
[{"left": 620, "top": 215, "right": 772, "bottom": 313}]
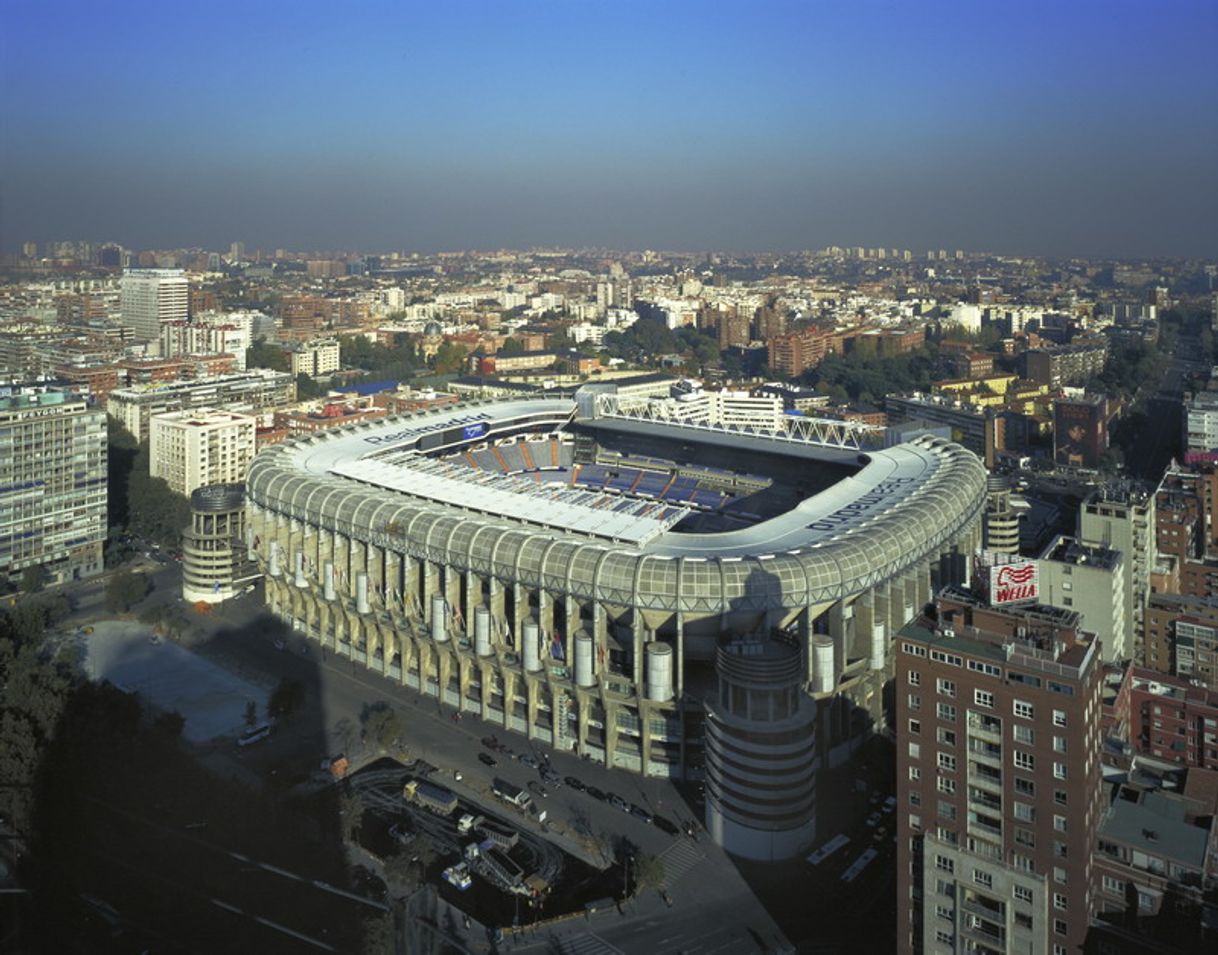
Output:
[{"left": 3, "top": 0, "right": 1217, "bottom": 259}]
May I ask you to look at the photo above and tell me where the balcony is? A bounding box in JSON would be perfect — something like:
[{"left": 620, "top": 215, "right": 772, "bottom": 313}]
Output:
[
  {"left": 968, "top": 715, "right": 1003, "bottom": 742},
  {"left": 961, "top": 917, "right": 1006, "bottom": 947},
  {"left": 969, "top": 764, "right": 1003, "bottom": 791},
  {"left": 968, "top": 815, "right": 1003, "bottom": 839},
  {"left": 969, "top": 739, "right": 1003, "bottom": 764}
]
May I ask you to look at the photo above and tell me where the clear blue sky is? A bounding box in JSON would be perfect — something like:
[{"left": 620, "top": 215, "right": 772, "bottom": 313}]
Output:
[{"left": 3, "top": 0, "right": 1216, "bottom": 257}]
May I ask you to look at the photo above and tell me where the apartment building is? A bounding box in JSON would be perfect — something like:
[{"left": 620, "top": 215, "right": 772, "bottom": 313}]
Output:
[
  {"left": 149, "top": 408, "right": 256, "bottom": 496},
  {"left": 1143, "top": 592, "right": 1218, "bottom": 692},
  {"left": 1079, "top": 488, "right": 1156, "bottom": 665},
  {"left": 288, "top": 338, "right": 341, "bottom": 378},
  {"left": 0, "top": 384, "right": 107, "bottom": 585},
  {"left": 1037, "top": 535, "right": 1128, "bottom": 663},
  {"left": 896, "top": 590, "right": 1104, "bottom": 955},
  {"left": 106, "top": 369, "right": 295, "bottom": 442}
]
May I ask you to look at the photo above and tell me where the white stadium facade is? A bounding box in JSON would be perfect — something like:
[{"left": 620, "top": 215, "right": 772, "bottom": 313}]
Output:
[{"left": 246, "top": 384, "right": 988, "bottom": 859}]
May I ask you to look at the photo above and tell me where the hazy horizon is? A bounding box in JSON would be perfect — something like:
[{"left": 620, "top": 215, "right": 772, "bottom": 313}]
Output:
[{"left": 3, "top": 1, "right": 1217, "bottom": 259}]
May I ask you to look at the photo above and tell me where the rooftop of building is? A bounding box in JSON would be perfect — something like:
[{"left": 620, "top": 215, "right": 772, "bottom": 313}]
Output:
[
  {"left": 1040, "top": 533, "right": 1123, "bottom": 570},
  {"left": 1100, "top": 782, "right": 1212, "bottom": 871},
  {"left": 1128, "top": 667, "right": 1218, "bottom": 708},
  {"left": 1147, "top": 591, "right": 1218, "bottom": 614}
]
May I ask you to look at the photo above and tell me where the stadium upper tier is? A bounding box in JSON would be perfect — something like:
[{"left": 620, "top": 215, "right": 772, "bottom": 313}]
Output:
[{"left": 247, "top": 396, "right": 987, "bottom": 610}]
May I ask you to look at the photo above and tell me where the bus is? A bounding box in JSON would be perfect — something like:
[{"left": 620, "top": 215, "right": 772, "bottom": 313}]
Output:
[
  {"left": 805, "top": 834, "right": 850, "bottom": 866},
  {"left": 237, "top": 723, "right": 271, "bottom": 747},
  {"left": 841, "top": 848, "right": 878, "bottom": 883}
]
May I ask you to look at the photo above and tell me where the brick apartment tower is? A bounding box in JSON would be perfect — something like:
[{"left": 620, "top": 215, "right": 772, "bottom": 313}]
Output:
[{"left": 896, "top": 590, "right": 1104, "bottom": 955}]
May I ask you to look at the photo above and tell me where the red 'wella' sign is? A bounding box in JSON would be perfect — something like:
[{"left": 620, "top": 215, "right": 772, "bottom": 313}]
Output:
[{"left": 990, "top": 561, "right": 1039, "bottom": 605}]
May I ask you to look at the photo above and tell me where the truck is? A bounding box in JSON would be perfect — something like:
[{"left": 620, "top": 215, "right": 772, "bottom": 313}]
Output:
[
  {"left": 403, "top": 779, "right": 459, "bottom": 817},
  {"left": 457, "top": 812, "right": 485, "bottom": 835},
  {"left": 491, "top": 777, "right": 533, "bottom": 811}
]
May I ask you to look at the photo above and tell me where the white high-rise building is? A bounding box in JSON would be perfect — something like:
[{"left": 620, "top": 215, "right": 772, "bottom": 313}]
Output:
[
  {"left": 120, "top": 268, "right": 188, "bottom": 341},
  {"left": 149, "top": 408, "right": 256, "bottom": 496}
]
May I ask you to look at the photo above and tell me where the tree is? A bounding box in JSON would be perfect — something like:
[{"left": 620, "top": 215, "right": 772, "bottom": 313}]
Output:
[
  {"left": 430, "top": 341, "right": 468, "bottom": 376},
  {"left": 154, "top": 710, "right": 186, "bottom": 738},
  {"left": 360, "top": 702, "right": 401, "bottom": 751},
  {"left": 125, "top": 442, "right": 191, "bottom": 546},
  {"left": 246, "top": 337, "right": 290, "bottom": 372},
  {"left": 295, "top": 372, "right": 328, "bottom": 401},
  {"left": 105, "top": 569, "right": 149, "bottom": 613},
  {"left": 633, "top": 853, "right": 666, "bottom": 892},
  {"left": 267, "top": 677, "right": 304, "bottom": 721},
  {"left": 500, "top": 337, "right": 525, "bottom": 355},
  {"left": 20, "top": 566, "right": 48, "bottom": 594},
  {"left": 332, "top": 716, "right": 356, "bottom": 753}
]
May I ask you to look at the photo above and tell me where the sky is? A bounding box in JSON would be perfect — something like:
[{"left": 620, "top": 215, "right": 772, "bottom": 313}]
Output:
[{"left": 2, "top": 0, "right": 1216, "bottom": 258}]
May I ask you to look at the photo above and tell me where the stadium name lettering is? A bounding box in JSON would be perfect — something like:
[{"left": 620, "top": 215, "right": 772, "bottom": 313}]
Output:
[
  {"left": 362, "top": 413, "right": 492, "bottom": 446},
  {"left": 806, "top": 477, "right": 917, "bottom": 532}
]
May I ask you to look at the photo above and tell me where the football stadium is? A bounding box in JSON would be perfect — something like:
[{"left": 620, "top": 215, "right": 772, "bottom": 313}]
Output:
[{"left": 247, "top": 383, "right": 988, "bottom": 858}]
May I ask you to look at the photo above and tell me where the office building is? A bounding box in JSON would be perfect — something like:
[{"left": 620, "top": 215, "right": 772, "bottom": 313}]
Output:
[
  {"left": 149, "top": 408, "right": 256, "bottom": 497},
  {"left": 0, "top": 384, "right": 107, "bottom": 585},
  {"left": 896, "top": 589, "right": 1104, "bottom": 955},
  {"left": 119, "top": 268, "right": 189, "bottom": 342},
  {"left": 1054, "top": 396, "right": 1108, "bottom": 469}
]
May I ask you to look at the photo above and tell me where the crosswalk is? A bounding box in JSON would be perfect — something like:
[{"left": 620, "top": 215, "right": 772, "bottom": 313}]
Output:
[
  {"left": 658, "top": 839, "right": 705, "bottom": 889},
  {"left": 560, "top": 931, "right": 625, "bottom": 955}
]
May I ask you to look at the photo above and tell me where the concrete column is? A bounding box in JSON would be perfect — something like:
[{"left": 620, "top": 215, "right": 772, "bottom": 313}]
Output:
[
  {"left": 512, "top": 583, "right": 526, "bottom": 652},
  {"left": 489, "top": 578, "right": 505, "bottom": 641},
  {"left": 828, "top": 599, "right": 851, "bottom": 682},
  {"left": 675, "top": 612, "right": 685, "bottom": 700},
  {"left": 800, "top": 605, "right": 815, "bottom": 684},
  {"left": 525, "top": 677, "right": 540, "bottom": 741},
  {"left": 563, "top": 595, "right": 577, "bottom": 665},
  {"left": 465, "top": 571, "right": 479, "bottom": 642},
  {"left": 632, "top": 614, "right": 646, "bottom": 691},
  {"left": 639, "top": 701, "right": 653, "bottom": 776}
]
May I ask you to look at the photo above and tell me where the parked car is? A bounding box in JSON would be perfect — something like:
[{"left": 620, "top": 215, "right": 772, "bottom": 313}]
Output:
[
  {"left": 586, "top": 785, "right": 607, "bottom": 802},
  {"left": 653, "top": 815, "right": 680, "bottom": 836},
  {"left": 608, "top": 793, "right": 629, "bottom": 813},
  {"left": 481, "top": 736, "right": 499, "bottom": 751},
  {"left": 541, "top": 769, "right": 562, "bottom": 787},
  {"left": 519, "top": 754, "right": 539, "bottom": 769},
  {"left": 564, "top": 776, "right": 586, "bottom": 792},
  {"left": 527, "top": 780, "right": 548, "bottom": 799},
  {"left": 478, "top": 752, "right": 497, "bottom": 767},
  {"left": 629, "top": 803, "right": 653, "bottom": 823}
]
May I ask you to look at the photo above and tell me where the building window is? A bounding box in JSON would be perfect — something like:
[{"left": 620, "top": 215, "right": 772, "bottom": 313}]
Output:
[
  {"left": 973, "top": 869, "right": 993, "bottom": 889},
  {"left": 935, "top": 855, "right": 954, "bottom": 874},
  {"left": 910, "top": 767, "right": 921, "bottom": 781},
  {"left": 1014, "top": 751, "right": 1035, "bottom": 771},
  {"left": 1014, "top": 700, "right": 1034, "bottom": 720},
  {"left": 909, "top": 742, "right": 921, "bottom": 760},
  {"left": 910, "top": 791, "right": 922, "bottom": 807},
  {"left": 908, "top": 693, "right": 921, "bottom": 711},
  {"left": 1015, "top": 911, "right": 1034, "bottom": 930},
  {"left": 935, "top": 904, "right": 954, "bottom": 921},
  {"left": 937, "top": 878, "right": 955, "bottom": 897},
  {"left": 1015, "top": 778, "right": 1035, "bottom": 796},
  {"left": 1014, "top": 724, "right": 1034, "bottom": 745},
  {"left": 1053, "top": 710, "right": 1067, "bottom": 727},
  {"left": 909, "top": 718, "right": 921, "bottom": 735},
  {"left": 1053, "top": 735, "right": 1067, "bottom": 753},
  {"left": 1013, "top": 802, "right": 1035, "bottom": 822},
  {"left": 974, "top": 690, "right": 994, "bottom": 708},
  {"left": 1054, "top": 815, "right": 1068, "bottom": 833},
  {"left": 938, "top": 800, "right": 957, "bottom": 821},
  {"left": 938, "top": 753, "right": 956, "bottom": 772},
  {"left": 1055, "top": 893, "right": 1067, "bottom": 911},
  {"left": 1054, "top": 919, "right": 1068, "bottom": 936},
  {"left": 1102, "top": 875, "right": 1124, "bottom": 896},
  {"left": 938, "top": 703, "right": 956, "bottom": 721},
  {"left": 937, "top": 678, "right": 956, "bottom": 698},
  {"left": 909, "top": 814, "right": 922, "bottom": 831},
  {"left": 1054, "top": 790, "right": 1068, "bottom": 806},
  {"left": 908, "top": 670, "right": 921, "bottom": 685},
  {"left": 1053, "top": 762, "right": 1067, "bottom": 780},
  {"left": 1014, "top": 885, "right": 1034, "bottom": 904},
  {"left": 937, "top": 728, "right": 956, "bottom": 746},
  {"left": 935, "top": 930, "right": 954, "bottom": 945},
  {"left": 1054, "top": 867, "right": 1067, "bottom": 885},
  {"left": 937, "top": 777, "right": 956, "bottom": 795}
]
